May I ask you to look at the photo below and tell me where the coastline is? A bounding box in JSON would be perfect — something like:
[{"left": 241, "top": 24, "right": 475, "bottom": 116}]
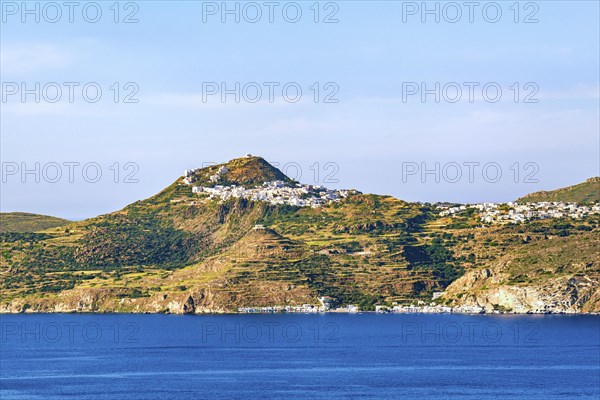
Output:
[{"left": 1, "top": 309, "right": 598, "bottom": 315}]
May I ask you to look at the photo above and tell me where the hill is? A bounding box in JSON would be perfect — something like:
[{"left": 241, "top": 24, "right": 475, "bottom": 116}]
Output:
[
  {"left": 0, "top": 213, "right": 71, "bottom": 233},
  {"left": 0, "top": 157, "right": 598, "bottom": 314},
  {"left": 517, "top": 177, "right": 600, "bottom": 204},
  {"left": 441, "top": 222, "right": 600, "bottom": 313},
  {"left": 183, "top": 155, "right": 292, "bottom": 188}
]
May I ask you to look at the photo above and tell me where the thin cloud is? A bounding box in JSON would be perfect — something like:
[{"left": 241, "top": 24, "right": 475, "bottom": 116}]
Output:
[{"left": 1, "top": 43, "right": 71, "bottom": 74}]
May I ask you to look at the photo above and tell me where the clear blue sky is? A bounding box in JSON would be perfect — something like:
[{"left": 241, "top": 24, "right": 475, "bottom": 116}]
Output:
[{"left": 1, "top": 1, "right": 599, "bottom": 220}]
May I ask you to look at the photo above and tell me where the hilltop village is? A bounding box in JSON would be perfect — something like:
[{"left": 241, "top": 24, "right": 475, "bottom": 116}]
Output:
[
  {"left": 182, "top": 166, "right": 355, "bottom": 208},
  {"left": 438, "top": 201, "right": 600, "bottom": 224},
  {"left": 185, "top": 166, "right": 600, "bottom": 224}
]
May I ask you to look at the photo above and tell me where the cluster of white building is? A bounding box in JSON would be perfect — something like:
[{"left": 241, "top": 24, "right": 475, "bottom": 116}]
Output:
[
  {"left": 183, "top": 168, "right": 201, "bottom": 185},
  {"left": 438, "top": 202, "right": 600, "bottom": 224},
  {"left": 186, "top": 178, "right": 354, "bottom": 208},
  {"left": 376, "top": 303, "right": 485, "bottom": 314},
  {"left": 237, "top": 303, "right": 487, "bottom": 314},
  {"left": 238, "top": 304, "right": 359, "bottom": 314},
  {"left": 238, "top": 305, "right": 329, "bottom": 313},
  {"left": 238, "top": 297, "right": 360, "bottom": 313}
]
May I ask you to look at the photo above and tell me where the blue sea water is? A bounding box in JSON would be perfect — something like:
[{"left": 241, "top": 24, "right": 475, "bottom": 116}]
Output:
[{"left": 0, "top": 313, "right": 598, "bottom": 399}]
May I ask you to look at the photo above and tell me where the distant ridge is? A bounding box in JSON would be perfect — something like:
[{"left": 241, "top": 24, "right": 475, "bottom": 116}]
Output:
[
  {"left": 517, "top": 177, "right": 600, "bottom": 204},
  {"left": 0, "top": 212, "right": 72, "bottom": 233}
]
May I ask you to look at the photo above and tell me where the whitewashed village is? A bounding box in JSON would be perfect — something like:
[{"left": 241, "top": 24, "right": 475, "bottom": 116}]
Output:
[
  {"left": 183, "top": 158, "right": 599, "bottom": 223},
  {"left": 437, "top": 201, "right": 600, "bottom": 224},
  {"left": 182, "top": 164, "right": 355, "bottom": 208}
]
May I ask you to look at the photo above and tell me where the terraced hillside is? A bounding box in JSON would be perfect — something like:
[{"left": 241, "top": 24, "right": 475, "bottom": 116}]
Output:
[{"left": 1, "top": 157, "right": 598, "bottom": 313}]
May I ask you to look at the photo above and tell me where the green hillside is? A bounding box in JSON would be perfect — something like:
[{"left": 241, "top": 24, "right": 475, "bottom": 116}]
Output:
[
  {"left": 0, "top": 213, "right": 71, "bottom": 233},
  {"left": 517, "top": 177, "right": 600, "bottom": 204},
  {"left": 1, "top": 158, "right": 598, "bottom": 314}
]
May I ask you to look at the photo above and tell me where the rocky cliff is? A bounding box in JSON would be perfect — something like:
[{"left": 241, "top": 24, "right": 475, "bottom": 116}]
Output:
[{"left": 442, "top": 232, "right": 600, "bottom": 313}]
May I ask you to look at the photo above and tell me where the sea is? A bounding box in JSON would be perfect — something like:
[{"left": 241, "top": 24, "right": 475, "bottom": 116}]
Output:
[{"left": 1, "top": 313, "right": 598, "bottom": 399}]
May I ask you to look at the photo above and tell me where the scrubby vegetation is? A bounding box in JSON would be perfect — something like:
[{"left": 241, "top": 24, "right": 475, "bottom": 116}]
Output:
[
  {"left": 517, "top": 177, "right": 600, "bottom": 204},
  {"left": 0, "top": 212, "right": 71, "bottom": 233},
  {"left": 1, "top": 159, "right": 598, "bottom": 312}
]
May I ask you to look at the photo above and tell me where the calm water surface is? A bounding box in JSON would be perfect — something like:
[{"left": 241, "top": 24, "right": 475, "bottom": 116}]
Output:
[{"left": 1, "top": 313, "right": 598, "bottom": 399}]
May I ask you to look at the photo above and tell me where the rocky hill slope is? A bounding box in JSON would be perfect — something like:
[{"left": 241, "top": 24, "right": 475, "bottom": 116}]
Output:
[
  {"left": 1, "top": 157, "right": 598, "bottom": 314},
  {"left": 442, "top": 231, "right": 599, "bottom": 313},
  {"left": 517, "top": 177, "right": 600, "bottom": 204}
]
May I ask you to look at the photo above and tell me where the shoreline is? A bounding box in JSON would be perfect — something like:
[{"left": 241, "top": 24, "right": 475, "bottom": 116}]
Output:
[{"left": 1, "top": 310, "right": 598, "bottom": 316}]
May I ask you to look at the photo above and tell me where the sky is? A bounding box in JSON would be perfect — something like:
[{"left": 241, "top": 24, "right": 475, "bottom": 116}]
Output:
[{"left": 1, "top": 0, "right": 599, "bottom": 220}]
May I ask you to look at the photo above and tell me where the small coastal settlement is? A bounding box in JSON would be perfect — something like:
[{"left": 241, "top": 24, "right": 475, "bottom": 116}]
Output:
[{"left": 238, "top": 298, "right": 485, "bottom": 315}]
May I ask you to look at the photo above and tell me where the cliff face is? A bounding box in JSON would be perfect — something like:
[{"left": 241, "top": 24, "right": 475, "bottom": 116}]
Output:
[
  {"left": 445, "top": 269, "right": 599, "bottom": 313},
  {"left": 0, "top": 284, "right": 316, "bottom": 314},
  {"left": 443, "top": 232, "right": 600, "bottom": 313},
  {"left": 5, "top": 273, "right": 597, "bottom": 314}
]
